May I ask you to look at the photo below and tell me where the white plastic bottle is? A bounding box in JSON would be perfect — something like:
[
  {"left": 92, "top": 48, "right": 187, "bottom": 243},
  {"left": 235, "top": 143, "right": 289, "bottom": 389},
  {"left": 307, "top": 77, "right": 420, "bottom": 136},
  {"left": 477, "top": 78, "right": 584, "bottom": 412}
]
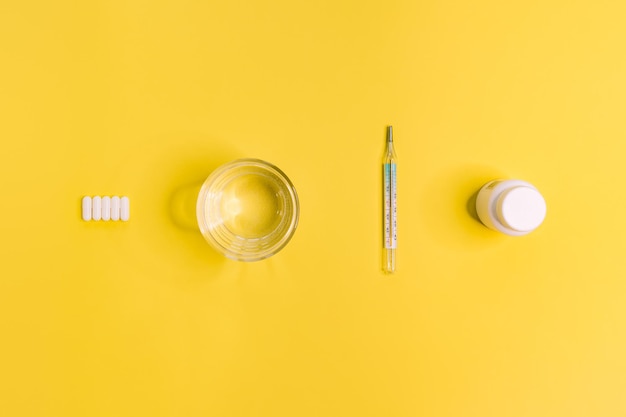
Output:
[{"left": 476, "top": 179, "right": 547, "bottom": 236}]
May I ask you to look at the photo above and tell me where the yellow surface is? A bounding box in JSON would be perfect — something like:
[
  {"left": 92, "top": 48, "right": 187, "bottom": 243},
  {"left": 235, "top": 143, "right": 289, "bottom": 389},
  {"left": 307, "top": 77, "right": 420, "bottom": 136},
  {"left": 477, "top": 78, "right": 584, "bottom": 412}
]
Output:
[{"left": 2, "top": 1, "right": 626, "bottom": 416}]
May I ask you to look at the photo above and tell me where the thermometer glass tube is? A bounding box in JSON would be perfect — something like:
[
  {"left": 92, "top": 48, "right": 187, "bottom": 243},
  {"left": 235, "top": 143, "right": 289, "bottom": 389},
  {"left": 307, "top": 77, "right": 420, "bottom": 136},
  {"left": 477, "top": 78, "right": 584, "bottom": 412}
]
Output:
[{"left": 383, "top": 126, "right": 397, "bottom": 273}]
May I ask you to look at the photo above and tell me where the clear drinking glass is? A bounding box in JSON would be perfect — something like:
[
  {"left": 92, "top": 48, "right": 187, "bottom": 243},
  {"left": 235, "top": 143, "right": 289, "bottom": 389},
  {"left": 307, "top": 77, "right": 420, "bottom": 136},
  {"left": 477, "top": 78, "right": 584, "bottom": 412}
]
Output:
[{"left": 196, "top": 159, "right": 299, "bottom": 261}]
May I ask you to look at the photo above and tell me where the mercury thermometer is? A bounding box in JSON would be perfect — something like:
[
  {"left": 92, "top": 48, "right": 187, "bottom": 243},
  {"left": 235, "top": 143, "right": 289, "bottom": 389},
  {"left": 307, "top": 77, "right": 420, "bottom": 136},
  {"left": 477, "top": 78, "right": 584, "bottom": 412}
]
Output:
[{"left": 383, "top": 126, "right": 397, "bottom": 273}]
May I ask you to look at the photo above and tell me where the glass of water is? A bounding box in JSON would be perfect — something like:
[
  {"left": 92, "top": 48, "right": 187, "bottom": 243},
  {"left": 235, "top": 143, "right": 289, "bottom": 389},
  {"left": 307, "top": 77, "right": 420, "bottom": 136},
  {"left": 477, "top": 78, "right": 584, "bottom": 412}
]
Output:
[{"left": 196, "top": 159, "right": 299, "bottom": 261}]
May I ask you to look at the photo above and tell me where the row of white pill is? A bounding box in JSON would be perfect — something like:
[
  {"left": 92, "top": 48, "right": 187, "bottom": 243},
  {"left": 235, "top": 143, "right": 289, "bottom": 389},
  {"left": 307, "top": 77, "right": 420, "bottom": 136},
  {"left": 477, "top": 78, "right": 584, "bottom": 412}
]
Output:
[{"left": 82, "top": 196, "right": 130, "bottom": 221}]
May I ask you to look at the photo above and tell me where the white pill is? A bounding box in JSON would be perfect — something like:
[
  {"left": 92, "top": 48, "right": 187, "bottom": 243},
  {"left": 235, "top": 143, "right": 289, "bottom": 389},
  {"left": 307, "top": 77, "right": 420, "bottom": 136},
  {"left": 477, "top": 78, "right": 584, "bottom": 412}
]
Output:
[
  {"left": 101, "top": 196, "right": 111, "bottom": 221},
  {"left": 120, "top": 196, "right": 130, "bottom": 221},
  {"left": 82, "top": 196, "right": 92, "bottom": 221},
  {"left": 92, "top": 196, "right": 102, "bottom": 221},
  {"left": 110, "top": 196, "right": 120, "bottom": 221}
]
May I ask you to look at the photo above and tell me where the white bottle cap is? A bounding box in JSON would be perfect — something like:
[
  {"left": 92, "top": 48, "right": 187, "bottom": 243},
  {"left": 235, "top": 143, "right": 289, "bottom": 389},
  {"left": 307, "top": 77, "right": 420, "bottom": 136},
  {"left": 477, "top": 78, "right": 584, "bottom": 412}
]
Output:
[
  {"left": 476, "top": 179, "right": 547, "bottom": 236},
  {"left": 496, "top": 186, "right": 546, "bottom": 233}
]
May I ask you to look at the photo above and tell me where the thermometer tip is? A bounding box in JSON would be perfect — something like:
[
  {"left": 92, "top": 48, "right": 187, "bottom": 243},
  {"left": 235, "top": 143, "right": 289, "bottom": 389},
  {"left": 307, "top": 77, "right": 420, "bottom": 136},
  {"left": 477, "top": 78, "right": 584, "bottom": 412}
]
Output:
[{"left": 387, "top": 126, "right": 393, "bottom": 142}]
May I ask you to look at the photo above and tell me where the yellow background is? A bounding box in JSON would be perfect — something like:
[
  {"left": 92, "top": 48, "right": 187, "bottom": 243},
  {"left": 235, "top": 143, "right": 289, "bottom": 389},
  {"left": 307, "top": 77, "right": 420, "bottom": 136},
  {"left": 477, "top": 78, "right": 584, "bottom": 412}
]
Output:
[{"left": 2, "top": 0, "right": 626, "bottom": 416}]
